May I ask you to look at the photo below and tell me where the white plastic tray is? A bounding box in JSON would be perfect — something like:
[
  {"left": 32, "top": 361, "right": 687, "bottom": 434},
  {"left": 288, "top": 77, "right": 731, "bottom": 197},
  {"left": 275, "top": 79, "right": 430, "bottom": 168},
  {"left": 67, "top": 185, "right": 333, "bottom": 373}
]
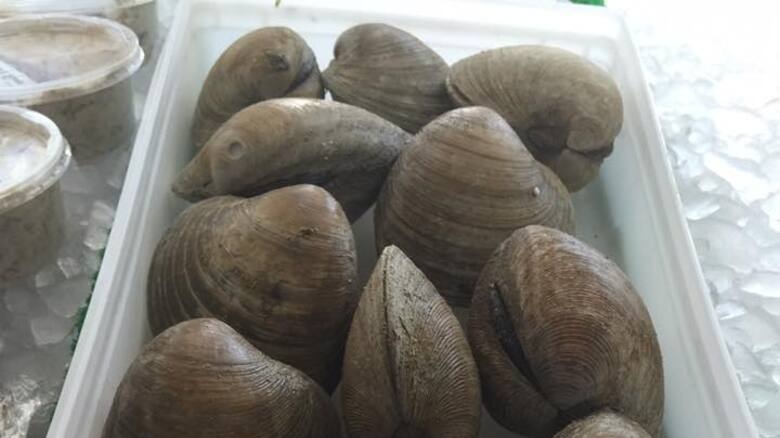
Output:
[{"left": 48, "top": 1, "right": 758, "bottom": 437}]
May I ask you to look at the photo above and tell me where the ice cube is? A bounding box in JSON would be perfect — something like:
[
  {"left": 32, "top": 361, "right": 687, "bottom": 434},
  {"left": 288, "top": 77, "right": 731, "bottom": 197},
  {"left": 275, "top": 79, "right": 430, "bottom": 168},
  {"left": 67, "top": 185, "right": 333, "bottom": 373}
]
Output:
[
  {"left": 89, "top": 201, "right": 116, "bottom": 231},
  {"left": 702, "top": 153, "right": 770, "bottom": 204},
  {"left": 56, "top": 256, "right": 83, "bottom": 280},
  {"left": 754, "top": 391, "right": 780, "bottom": 436},
  {"left": 3, "top": 283, "right": 41, "bottom": 316},
  {"left": 106, "top": 150, "right": 130, "bottom": 190},
  {"left": 83, "top": 222, "right": 109, "bottom": 252},
  {"left": 742, "top": 271, "right": 780, "bottom": 299},
  {"left": 82, "top": 250, "right": 102, "bottom": 277},
  {"left": 728, "top": 342, "right": 771, "bottom": 386},
  {"left": 33, "top": 266, "right": 63, "bottom": 290},
  {"left": 702, "top": 264, "right": 737, "bottom": 296},
  {"left": 759, "top": 348, "right": 780, "bottom": 369},
  {"left": 761, "top": 246, "right": 780, "bottom": 271},
  {"left": 716, "top": 301, "right": 747, "bottom": 321},
  {"left": 691, "top": 219, "right": 759, "bottom": 274},
  {"left": 29, "top": 315, "right": 73, "bottom": 347},
  {"left": 684, "top": 194, "right": 720, "bottom": 221},
  {"left": 742, "top": 384, "right": 777, "bottom": 411},
  {"left": 0, "top": 375, "right": 40, "bottom": 438},
  {"left": 723, "top": 312, "right": 780, "bottom": 353},
  {"left": 37, "top": 275, "right": 92, "bottom": 319},
  {"left": 762, "top": 193, "right": 780, "bottom": 233},
  {"left": 58, "top": 163, "right": 97, "bottom": 195}
]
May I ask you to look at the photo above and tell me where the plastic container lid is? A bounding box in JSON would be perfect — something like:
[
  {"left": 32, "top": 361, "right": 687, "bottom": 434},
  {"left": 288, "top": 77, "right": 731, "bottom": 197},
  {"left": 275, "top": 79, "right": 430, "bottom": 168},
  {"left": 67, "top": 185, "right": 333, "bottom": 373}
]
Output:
[
  {"left": 0, "top": 14, "right": 144, "bottom": 106},
  {"left": 0, "top": 0, "right": 155, "bottom": 15},
  {"left": 0, "top": 105, "right": 71, "bottom": 214}
]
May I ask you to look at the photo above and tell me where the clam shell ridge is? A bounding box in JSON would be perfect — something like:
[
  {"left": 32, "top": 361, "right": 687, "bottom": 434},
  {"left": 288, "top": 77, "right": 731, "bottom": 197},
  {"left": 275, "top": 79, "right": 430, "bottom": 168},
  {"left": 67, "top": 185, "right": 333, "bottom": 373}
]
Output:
[
  {"left": 147, "top": 185, "right": 358, "bottom": 392},
  {"left": 468, "top": 225, "right": 664, "bottom": 437},
  {"left": 323, "top": 23, "right": 452, "bottom": 133},
  {"left": 447, "top": 45, "right": 623, "bottom": 191},
  {"left": 102, "top": 318, "right": 341, "bottom": 438},
  {"left": 192, "top": 26, "right": 324, "bottom": 149},
  {"left": 375, "top": 106, "right": 575, "bottom": 306},
  {"left": 553, "top": 411, "right": 653, "bottom": 438},
  {"left": 175, "top": 98, "right": 411, "bottom": 222},
  {"left": 342, "top": 245, "right": 481, "bottom": 438}
]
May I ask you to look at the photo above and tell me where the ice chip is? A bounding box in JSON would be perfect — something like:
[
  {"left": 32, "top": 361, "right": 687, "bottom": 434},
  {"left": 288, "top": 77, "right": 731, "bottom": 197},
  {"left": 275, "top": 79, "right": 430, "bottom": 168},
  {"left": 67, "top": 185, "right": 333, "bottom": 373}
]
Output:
[
  {"left": 702, "top": 152, "right": 770, "bottom": 204},
  {"left": 716, "top": 301, "right": 747, "bottom": 321},
  {"left": 33, "top": 265, "right": 63, "bottom": 290},
  {"left": 89, "top": 200, "right": 115, "bottom": 230},
  {"left": 723, "top": 313, "right": 780, "bottom": 353},
  {"left": 83, "top": 222, "right": 109, "bottom": 252},
  {"left": 0, "top": 375, "right": 40, "bottom": 438},
  {"left": 56, "top": 256, "right": 83, "bottom": 280},
  {"left": 29, "top": 315, "right": 73, "bottom": 346},
  {"left": 691, "top": 219, "right": 759, "bottom": 273},
  {"left": 742, "top": 271, "right": 780, "bottom": 299},
  {"left": 728, "top": 342, "right": 772, "bottom": 386},
  {"left": 2, "top": 283, "right": 42, "bottom": 316},
  {"left": 758, "top": 348, "right": 780, "bottom": 369},
  {"left": 37, "top": 275, "right": 92, "bottom": 318},
  {"left": 742, "top": 384, "right": 777, "bottom": 411},
  {"left": 754, "top": 391, "right": 780, "bottom": 436},
  {"left": 762, "top": 193, "right": 780, "bottom": 233}
]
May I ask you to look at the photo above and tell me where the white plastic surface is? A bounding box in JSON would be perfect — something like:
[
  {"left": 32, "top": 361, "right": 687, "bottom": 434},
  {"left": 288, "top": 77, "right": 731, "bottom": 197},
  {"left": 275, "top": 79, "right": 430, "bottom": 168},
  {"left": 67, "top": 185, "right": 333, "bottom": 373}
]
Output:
[{"left": 48, "top": 1, "right": 759, "bottom": 437}]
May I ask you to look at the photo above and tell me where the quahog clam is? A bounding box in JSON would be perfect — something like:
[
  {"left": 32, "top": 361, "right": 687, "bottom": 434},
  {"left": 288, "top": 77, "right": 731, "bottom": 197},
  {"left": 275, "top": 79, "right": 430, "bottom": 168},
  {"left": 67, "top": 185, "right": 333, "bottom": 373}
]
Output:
[
  {"left": 192, "top": 27, "right": 323, "bottom": 148},
  {"left": 447, "top": 45, "right": 623, "bottom": 191},
  {"left": 176, "top": 98, "right": 411, "bottom": 222},
  {"left": 323, "top": 23, "right": 452, "bottom": 132},
  {"left": 375, "top": 106, "right": 574, "bottom": 306},
  {"left": 147, "top": 185, "right": 358, "bottom": 392},
  {"left": 342, "top": 245, "right": 481, "bottom": 438},
  {"left": 102, "top": 318, "right": 341, "bottom": 438},
  {"left": 469, "top": 225, "right": 664, "bottom": 437},
  {"left": 554, "top": 411, "right": 653, "bottom": 438}
]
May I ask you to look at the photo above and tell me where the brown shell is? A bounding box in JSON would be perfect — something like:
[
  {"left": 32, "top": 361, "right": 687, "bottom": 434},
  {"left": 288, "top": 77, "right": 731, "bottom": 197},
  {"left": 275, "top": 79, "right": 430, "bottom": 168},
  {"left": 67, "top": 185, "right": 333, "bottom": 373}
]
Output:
[
  {"left": 147, "top": 185, "right": 358, "bottom": 392},
  {"left": 468, "top": 225, "right": 664, "bottom": 437},
  {"left": 103, "top": 318, "right": 340, "bottom": 438},
  {"left": 101, "top": 318, "right": 341, "bottom": 438},
  {"left": 192, "top": 27, "right": 324, "bottom": 149},
  {"left": 375, "top": 106, "right": 575, "bottom": 306},
  {"left": 447, "top": 45, "right": 623, "bottom": 191},
  {"left": 341, "top": 245, "right": 481, "bottom": 438},
  {"left": 554, "top": 411, "right": 653, "bottom": 438},
  {"left": 176, "top": 98, "right": 411, "bottom": 222},
  {"left": 322, "top": 23, "right": 452, "bottom": 133}
]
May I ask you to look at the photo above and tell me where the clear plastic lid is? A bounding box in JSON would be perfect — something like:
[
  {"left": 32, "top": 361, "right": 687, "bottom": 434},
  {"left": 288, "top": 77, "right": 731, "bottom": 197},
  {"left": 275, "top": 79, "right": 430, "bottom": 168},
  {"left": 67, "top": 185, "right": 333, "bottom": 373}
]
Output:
[
  {"left": 0, "top": 14, "right": 144, "bottom": 106},
  {"left": 0, "top": 0, "right": 155, "bottom": 15},
  {"left": 0, "top": 105, "right": 71, "bottom": 213}
]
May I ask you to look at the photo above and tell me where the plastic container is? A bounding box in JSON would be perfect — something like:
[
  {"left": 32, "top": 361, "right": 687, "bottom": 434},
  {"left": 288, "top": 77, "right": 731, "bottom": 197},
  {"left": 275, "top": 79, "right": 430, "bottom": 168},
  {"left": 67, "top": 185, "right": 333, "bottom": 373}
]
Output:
[
  {"left": 0, "top": 15, "right": 144, "bottom": 162},
  {"left": 0, "top": 0, "right": 158, "bottom": 65},
  {"left": 48, "top": 1, "right": 759, "bottom": 437},
  {"left": 0, "top": 105, "right": 71, "bottom": 282}
]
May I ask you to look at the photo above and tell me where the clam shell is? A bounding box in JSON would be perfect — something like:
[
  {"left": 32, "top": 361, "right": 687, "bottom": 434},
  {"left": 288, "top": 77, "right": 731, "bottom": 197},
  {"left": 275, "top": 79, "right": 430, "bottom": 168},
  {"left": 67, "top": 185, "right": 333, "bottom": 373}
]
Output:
[
  {"left": 176, "top": 98, "right": 411, "bottom": 222},
  {"left": 447, "top": 45, "right": 623, "bottom": 191},
  {"left": 375, "top": 106, "right": 574, "bottom": 306},
  {"left": 468, "top": 225, "right": 664, "bottom": 437},
  {"left": 102, "top": 318, "right": 341, "bottom": 438},
  {"left": 342, "top": 246, "right": 481, "bottom": 438},
  {"left": 322, "top": 23, "right": 452, "bottom": 133},
  {"left": 192, "top": 27, "right": 324, "bottom": 149},
  {"left": 554, "top": 411, "right": 652, "bottom": 438},
  {"left": 147, "top": 185, "right": 358, "bottom": 392}
]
